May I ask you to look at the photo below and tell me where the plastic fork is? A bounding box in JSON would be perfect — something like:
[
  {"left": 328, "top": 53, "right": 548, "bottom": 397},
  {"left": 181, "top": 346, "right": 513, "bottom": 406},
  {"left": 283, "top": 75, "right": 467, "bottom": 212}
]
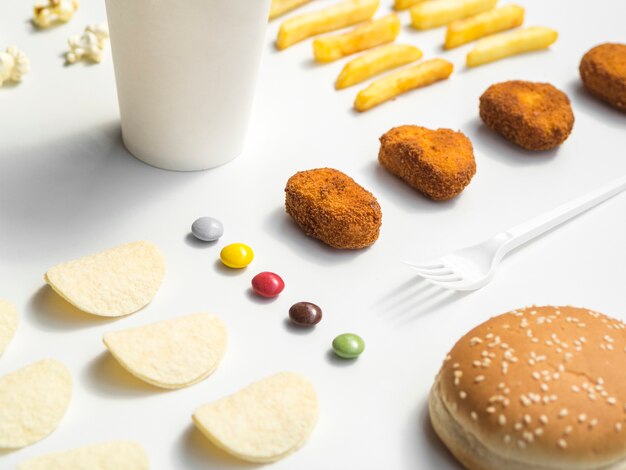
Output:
[{"left": 404, "top": 175, "right": 626, "bottom": 291}]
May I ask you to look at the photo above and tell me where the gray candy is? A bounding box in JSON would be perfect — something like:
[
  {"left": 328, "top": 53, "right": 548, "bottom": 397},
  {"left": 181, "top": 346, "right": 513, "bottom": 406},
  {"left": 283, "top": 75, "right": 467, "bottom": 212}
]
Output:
[{"left": 191, "top": 217, "right": 224, "bottom": 241}]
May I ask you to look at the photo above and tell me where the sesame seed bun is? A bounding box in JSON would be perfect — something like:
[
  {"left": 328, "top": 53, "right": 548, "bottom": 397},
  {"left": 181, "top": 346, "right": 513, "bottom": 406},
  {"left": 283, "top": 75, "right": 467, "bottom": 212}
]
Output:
[{"left": 429, "top": 306, "right": 626, "bottom": 470}]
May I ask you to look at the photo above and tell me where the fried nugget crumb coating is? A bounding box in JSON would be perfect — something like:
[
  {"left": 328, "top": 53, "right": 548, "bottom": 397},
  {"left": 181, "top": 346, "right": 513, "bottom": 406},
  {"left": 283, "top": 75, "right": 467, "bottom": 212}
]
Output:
[
  {"left": 378, "top": 126, "right": 476, "bottom": 201},
  {"left": 479, "top": 80, "right": 574, "bottom": 151},
  {"left": 285, "top": 168, "right": 382, "bottom": 249},
  {"left": 580, "top": 43, "right": 626, "bottom": 112}
]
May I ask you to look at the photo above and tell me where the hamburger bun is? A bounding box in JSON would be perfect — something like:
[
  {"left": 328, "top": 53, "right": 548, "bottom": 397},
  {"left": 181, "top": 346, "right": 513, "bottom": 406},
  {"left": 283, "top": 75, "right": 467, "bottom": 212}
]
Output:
[{"left": 430, "top": 306, "right": 626, "bottom": 470}]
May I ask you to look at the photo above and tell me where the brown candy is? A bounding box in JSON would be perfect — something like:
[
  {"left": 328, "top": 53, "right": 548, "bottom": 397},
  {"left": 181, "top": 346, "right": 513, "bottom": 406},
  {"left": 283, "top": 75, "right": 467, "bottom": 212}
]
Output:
[{"left": 289, "top": 302, "right": 322, "bottom": 327}]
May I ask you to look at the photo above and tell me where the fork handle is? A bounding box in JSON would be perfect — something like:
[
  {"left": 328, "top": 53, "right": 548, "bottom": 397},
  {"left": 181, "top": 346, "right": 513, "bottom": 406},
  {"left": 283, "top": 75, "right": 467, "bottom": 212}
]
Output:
[{"left": 501, "top": 175, "right": 626, "bottom": 252}]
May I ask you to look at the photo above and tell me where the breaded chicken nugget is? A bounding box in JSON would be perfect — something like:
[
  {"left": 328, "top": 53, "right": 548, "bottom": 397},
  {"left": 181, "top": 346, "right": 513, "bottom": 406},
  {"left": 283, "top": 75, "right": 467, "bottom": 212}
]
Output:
[
  {"left": 580, "top": 43, "right": 626, "bottom": 112},
  {"left": 378, "top": 126, "right": 476, "bottom": 201},
  {"left": 285, "top": 168, "right": 382, "bottom": 249},
  {"left": 479, "top": 81, "right": 574, "bottom": 151}
]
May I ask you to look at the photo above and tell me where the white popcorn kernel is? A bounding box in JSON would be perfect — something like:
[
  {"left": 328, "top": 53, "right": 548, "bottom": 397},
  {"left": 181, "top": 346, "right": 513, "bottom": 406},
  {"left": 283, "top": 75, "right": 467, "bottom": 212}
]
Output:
[
  {"left": 0, "top": 46, "right": 30, "bottom": 86},
  {"left": 33, "top": 0, "right": 79, "bottom": 28},
  {"left": 66, "top": 23, "right": 110, "bottom": 64}
]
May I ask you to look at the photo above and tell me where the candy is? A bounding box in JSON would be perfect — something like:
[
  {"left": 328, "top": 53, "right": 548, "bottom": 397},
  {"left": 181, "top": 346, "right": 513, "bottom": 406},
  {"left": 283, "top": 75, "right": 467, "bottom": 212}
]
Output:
[
  {"left": 289, "top": 302, "right": 322, "bottom": 326},
  {"left": 191, "top": 217, "right": 224, "bottom": 241},
  {"left": 332, "top": 333, "right": 365, "bottom": 359},
  {"left": 220, "top": 243, "right": 254, "bottom": 269},
  {"left": 33, "top": 0, "right": 79, "bottom": 28},
  {"left": 251, "top": 272, "right": 285, "bottom": 298}
]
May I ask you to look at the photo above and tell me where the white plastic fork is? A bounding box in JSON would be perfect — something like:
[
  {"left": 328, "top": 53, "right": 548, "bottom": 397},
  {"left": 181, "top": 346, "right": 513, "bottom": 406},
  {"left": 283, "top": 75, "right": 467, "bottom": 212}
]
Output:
[{"left": 404, "top": 175, "right": 626, "bottom": 291}]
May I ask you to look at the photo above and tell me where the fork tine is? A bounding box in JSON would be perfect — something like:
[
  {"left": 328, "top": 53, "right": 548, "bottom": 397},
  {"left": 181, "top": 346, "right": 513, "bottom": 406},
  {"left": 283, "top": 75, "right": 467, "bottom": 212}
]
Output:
[
  {"left": 419, "top": 273, "right": 464, "bottom": 282},
  {"left": 411, "top": 267, "right": 455, "bottom": 277},
  {"left": 402, "top": 260, "right": 446, "bottom": 271}
]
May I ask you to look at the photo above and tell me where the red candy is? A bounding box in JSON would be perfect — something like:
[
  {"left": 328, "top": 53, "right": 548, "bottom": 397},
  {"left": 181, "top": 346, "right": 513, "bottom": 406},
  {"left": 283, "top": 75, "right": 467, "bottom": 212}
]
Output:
[{"left": 251, "top": 272, "right": 285, "bottom": 298}]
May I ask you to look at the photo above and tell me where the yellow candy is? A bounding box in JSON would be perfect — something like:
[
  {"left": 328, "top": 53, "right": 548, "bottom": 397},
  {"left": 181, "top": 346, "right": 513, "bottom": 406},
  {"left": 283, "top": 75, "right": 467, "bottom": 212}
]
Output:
[{"left": 220, "top": 243, "right": 254, "bottom": 269}]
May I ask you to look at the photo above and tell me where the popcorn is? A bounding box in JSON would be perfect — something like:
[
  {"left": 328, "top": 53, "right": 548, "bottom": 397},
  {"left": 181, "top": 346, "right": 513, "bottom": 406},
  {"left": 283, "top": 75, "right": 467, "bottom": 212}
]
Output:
[
  {"left": 66, "top": 23, "right": 110, "bottom": 64},
  {"left": 33, "top": 0, "right": 79, "bottom": 28},
  {"left": 0, "top": 47, "right": 30, "bottom": 86}
]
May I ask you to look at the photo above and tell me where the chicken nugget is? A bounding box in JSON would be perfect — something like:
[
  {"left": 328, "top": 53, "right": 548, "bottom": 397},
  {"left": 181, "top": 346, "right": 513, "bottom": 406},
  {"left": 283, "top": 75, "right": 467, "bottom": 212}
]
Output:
[
  {"left": 479, "top": 80, "right": 574, "bottom": 151},
  {"left": 285, "top": 168, "right": 382, "bottom": 249},
  {"left": 378, "top": 126, "right": 476, "bottom": 201},
  {"left": 580, "top": 43, "right": 626, "bottom": 112}
]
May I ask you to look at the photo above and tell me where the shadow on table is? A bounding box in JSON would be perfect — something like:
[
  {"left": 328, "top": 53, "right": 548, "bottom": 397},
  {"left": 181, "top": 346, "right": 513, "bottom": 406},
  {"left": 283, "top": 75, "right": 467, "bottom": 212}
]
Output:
[
  {"left": 28, "top": 285, "right": 116, "bottom": 332},
  {"left": 373, "top": 275, "right": 470, "bottom": 325},
  {"left": 416, "top": 399, "right": 463, "bottom": 469},
  {"left": 81, "top": 351, "right": 168, "bottom": 399},
  {"left": 176, "top": 424, "right": 260, "bottom": 470},
  {"left": 464, "top": 118, "right": 561, "bottom": 165},
  {"left": 565, "top": 79, "right": 626, "bottom": 130},
  {"left": 262, "top": 206, "right": 368, "bottom": 267},
  {"left": 0, "top": 122, "right": 202, "bottom": 263}
]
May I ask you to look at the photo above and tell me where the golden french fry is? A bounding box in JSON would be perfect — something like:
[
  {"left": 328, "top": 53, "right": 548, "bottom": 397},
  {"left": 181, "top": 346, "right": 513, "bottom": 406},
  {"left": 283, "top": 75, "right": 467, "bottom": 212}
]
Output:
[
  {"left": 393, "top": 0, "right": 427, "bottom": 11},
  {"left": 466, "top": 26, "right": 558, "bottom": 67},
  {"left": 270, "top": 0, "right": 312, "bottom": 21},
  {"left": 277, "top": 0, "right": 379, "bottom": 50},
  {"left": 314, "top": 14, "right": 401, "bottom": 62},
  {"left": 336, "top": 44, "right": 422, "bottom": 89},
  {"left": 445, "top": 4, "right": 524, "bottom": 49},
  {"left": 354, "top": 58, "right": 453, "bottom": 111},
  {"left": 411, "top": 0, "right": 497, "bottom": 30}
]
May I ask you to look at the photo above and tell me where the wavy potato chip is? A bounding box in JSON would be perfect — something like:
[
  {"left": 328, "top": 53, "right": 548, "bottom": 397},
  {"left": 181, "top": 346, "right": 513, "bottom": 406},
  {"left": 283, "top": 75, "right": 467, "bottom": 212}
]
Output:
[
  {"left": 45, "top": 241, "right": 165, "bottom": 317},
  {"left": 0, "top": 300, "right": 18, "bottom": 356},
  {"left": 0, "top": 359, "right": 72, "bottom": 449},
  {"left": 193, "top": 372, "right": 319, "bottom": 463},
  {"left": 104, "top": 313, "right": 227, "bottom": 389},
  {"left": 17, "top": 440, "right": 149, "bottom": 470}
]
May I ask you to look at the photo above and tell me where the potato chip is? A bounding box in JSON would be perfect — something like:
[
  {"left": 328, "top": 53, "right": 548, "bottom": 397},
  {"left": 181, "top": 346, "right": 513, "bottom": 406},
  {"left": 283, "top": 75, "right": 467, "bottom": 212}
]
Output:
[
  {"left": 193, "top": 372, "right": 319, "bottom": 463},
  {"left": 17, "top": 441, "right": 149, "bottom": 470},
  {"left": 0, "top": 300, "right": 18, "bottom": 356},
  {"left": 45, "top": 241, "right": 165, "bottom": 317},
  {"left": 0, "top": 359, "right": 72, "bottom": 449},
  {"left": 103, "top": 313, "right": 227, "bottom": 389}
]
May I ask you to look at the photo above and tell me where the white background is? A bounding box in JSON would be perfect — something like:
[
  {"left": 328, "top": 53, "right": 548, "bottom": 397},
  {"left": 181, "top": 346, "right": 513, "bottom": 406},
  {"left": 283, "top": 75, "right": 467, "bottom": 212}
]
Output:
[{"left": 1, "top": 0, "right": 625, "bottom": 468}]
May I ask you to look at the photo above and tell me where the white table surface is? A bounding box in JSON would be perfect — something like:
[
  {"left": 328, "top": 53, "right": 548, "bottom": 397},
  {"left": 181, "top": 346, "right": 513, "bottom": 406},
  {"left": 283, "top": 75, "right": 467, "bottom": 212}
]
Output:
[{"left": 1, "top": 1, "right": 625, "bottom": 468}]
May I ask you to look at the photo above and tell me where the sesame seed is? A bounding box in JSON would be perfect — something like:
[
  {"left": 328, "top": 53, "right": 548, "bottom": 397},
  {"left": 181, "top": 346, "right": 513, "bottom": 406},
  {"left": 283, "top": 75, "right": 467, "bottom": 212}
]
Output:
[
  {"left": 475, "top": 375, "right": 485, "bottom": 383},
  {"left": 454, "top": 370, "right": 463, "bottom": 377},
  {"left": 564, "top": 425, "right": 573, "bottom": 434},
  {"left": 616, "top": 423, "right": 623, "bottom": 433},
  {"left": 520, "top": 395, "right": 531, "bottom": 407},
  {"left": 472, "top": 360, "right": 481, "bottom": 367},
  {"left": 515, "top": 422, "right": 523, "bottom": 431},
  {"left": 498, "top": 382, "right": 506, "bottom": 390},
  {"left": 517, "top": 440, "right": 526, "bottom": 449},
  {"left": 459, "top": 391, "right": 467, "bottom": 399},
  {"left": 572, "top": 385, "right": 580, "bottom": 393},
  {"left": 471, "top": 411, "right": 478, "bottom": 421},
  {"left": 532, "top": 372, "right": 540, "bottom": 380},
  {"left": 504, "top": 434, "right": 511, "bottom": 443},
  {"left": 559, "top": 409, "right": 569, "bottom": 418},
  {"left": 590, "top": 419, "right": 598, "bottom": 428},
  {"left": 608, "top": 397, "right": 617, "bottom": 405},
  {"left": 534, "top": 427, "right": 543, "bottom": 436},
  {"left": 558, "top": 438, "right": 567, "bottom": 449},
  {"left": 541, "top": 383, "right": 549, "bottom": 392},
  {"left": 499, "top": 414, "right": 506, "bottom": 425},
  {"left": 579, "top": 414, "right": 587, "bottom": 423},
  {"left": 452, "top": 363, "right": 460, "bottom": 369},
  {"left": 524, "top": 414, "right": 532, "bottom": 424},
  {"left": 523, "top": 431, "right": 534, "bottom": 442},
  {"left": 486, "top": 406, "right": 496, "bottom": 414},
  {"left": 469, "top": 337, "right": 483, "bottom": 346},
  {"left": 486, "top": 333, "right": 494, "bottom": 339},
  {"left": 540, "top": 415, "right": 549, "bottom": 425}
]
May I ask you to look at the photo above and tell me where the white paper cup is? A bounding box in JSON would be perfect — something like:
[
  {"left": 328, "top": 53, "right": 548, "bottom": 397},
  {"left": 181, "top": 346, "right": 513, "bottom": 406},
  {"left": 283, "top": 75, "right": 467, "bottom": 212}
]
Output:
[{"left": 105, "top": 0, "right": 271, "bottom": 171}]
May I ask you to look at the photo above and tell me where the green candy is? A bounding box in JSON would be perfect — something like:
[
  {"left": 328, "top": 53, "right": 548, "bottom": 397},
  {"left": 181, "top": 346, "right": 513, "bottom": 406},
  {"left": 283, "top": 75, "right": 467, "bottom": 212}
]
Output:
[{"left": 332, "top": 333, "right": 365, "bottom": 359}]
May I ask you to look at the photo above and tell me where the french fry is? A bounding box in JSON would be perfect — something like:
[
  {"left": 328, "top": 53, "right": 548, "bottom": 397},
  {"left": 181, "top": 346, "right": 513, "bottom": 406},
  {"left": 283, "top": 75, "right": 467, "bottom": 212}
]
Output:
[
  {"left": 354, "top": 58, "right": 453, "bottom": 112},
  {"left": 445, "top": 4, "right": 524, "bottom": 49},
  {"left": 277, "top": 0, "right": 379, "bottom": 50},
  {"left": 466, "top": 26, "right": 558, "bottom": 67},
  {"left": 410, "top": 0, "right": 497, "bottom": 30},
  {"left": 393, "top": 0, "right": 427, "bottom": 11},
  {"left": 336, "top": 44, "right": 423, "bottom": 89},
  {"left": 314, "top": 14, "right": 401, "bottom": 62},
  {"left": 270, "top": 0, "right": 312, "bottom": 21}
]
